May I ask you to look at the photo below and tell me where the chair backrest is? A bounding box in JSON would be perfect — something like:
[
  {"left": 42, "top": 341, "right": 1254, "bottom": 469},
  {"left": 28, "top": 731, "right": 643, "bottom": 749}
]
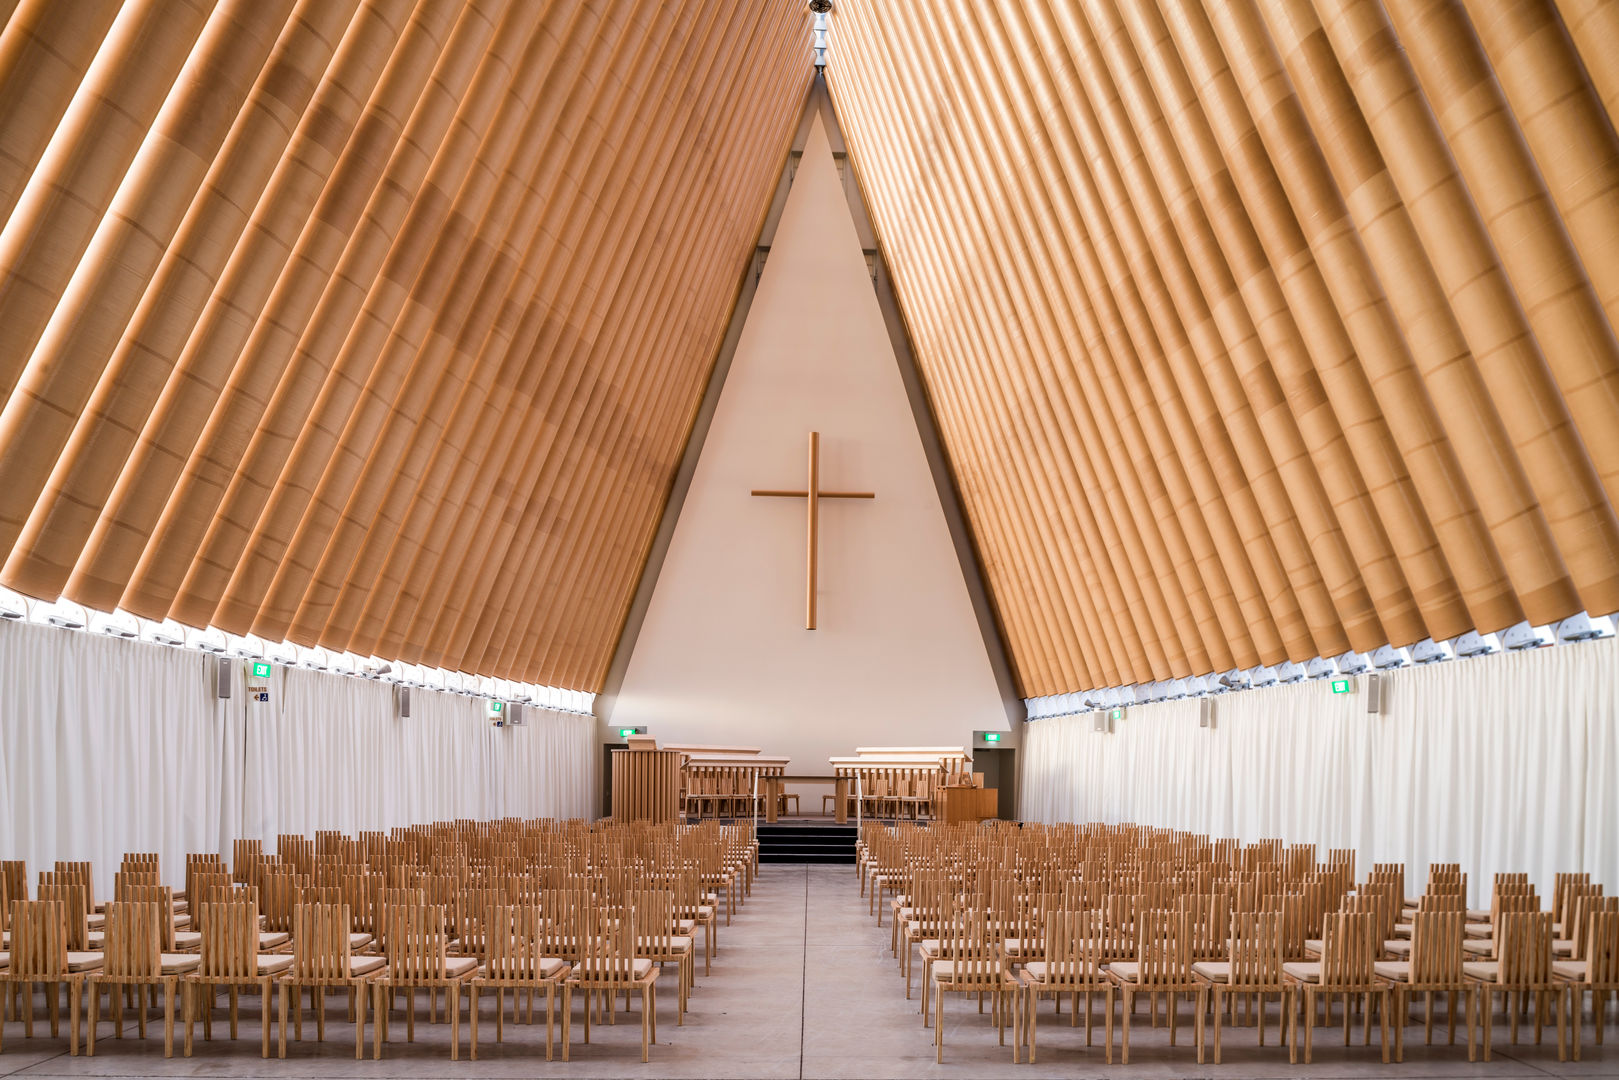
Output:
[
  {"left": 0, "top": 861, "right": 26, "bottom": 907},
  {"left": 1563, "top": 884, "right": 1606, "bottom": 960},
  {"left": 8, "top": 899, "right": 67, "bottom": 977},
  {"left": 1134, "top": 908, "right": 1191, "bottom": 987},
  {"left": 1227, "top": 910, "right": 1283, "bottom": 986},
  {"left": 52, "top": 862, "right": 95, "bottom": 913},
  {"left": 1319, "top": 910, "right": 1377, "bottom": 985},
  {"left": 576, "top": 905, "right": 639, "bottom": 986},
  {"left": 123, "top": 884, "right": 177, "bottom": 950},
  {"left": 102, "top": 900, "right": 163, "bottom": 978},
  {"left": 1408, "top": 910, "right": 1465, "bottom": 985},
  {"left": 259, "top": 866, "right": 305, "bottom": 932},
  {"left": 482, "top": 905, "right": 547, "bottom": 983},
  {"left": 290, "top": 902, "right": 354, "bottom": 980},
  {"left": 939, "top": 906, "right": 1000, "bottom": 985},
  {"left": 1495, "top": 911, "right": 1554, "bottom": 986},
  {"left": 36, "top": 878, "right": 89, "bottom": 950},
  {"left": 1585, "top": 908, "right": 1619, "bottom": 987},
  {"left": 198, "top": 896, "right": 262, "bottom": 978},
  {"left": 383, "top": 903, "right": 452, "bottom": 980}
]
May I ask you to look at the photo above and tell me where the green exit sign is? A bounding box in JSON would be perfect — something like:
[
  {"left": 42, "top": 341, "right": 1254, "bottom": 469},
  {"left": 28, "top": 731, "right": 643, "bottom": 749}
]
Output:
[
  {"left": 618, "top": 727, "right": 637, "bottom": 738},
  {"left": 488, "top": 700, "right": 504, "bottom": 714},
  {"left": 1109, "top": 706, "right": 1125, "bottom": 721},
  {"left": 1331, "top": 678, "right": 1353, "bottom": 694},
  {"left": 251, "top": 661, "right": 272, "bottom": 679},
  {"left": 983, "top": 732, "right": 1002, "bottom": 742}
]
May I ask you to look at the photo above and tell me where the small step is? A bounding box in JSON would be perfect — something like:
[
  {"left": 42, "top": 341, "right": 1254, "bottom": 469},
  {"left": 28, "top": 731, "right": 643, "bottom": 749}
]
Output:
[{"left": 756, "top": 822, "right": 857, "bottom": 865}]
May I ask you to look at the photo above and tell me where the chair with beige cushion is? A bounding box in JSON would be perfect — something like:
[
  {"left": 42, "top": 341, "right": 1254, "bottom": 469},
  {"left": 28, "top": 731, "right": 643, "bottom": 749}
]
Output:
[
  {"left": 277, "top": 902, "right": 382, "bottom": 1059},
  {"left": 469, "top": 904, "right": 568, "bottom": 1060},
  {"left": 1283, "top": 909, "right": 1390, "bottom": 1064},
  {"left": 1020, "top": 907, "right": 1113, "bottom": 1062},
  {"left": 1555, "top": 903, "right": 1616, "bottom": 1060},
  {"left": 1194, "top": 908, "right": 1286, "bottom": 1063},
  {"left": 371, "top": 903, "right": 477, "bottom": 1059},
  {"left": 930, "top": 906, "right": 1020, "bottom": 1063},
  {"left": 86, "top": 900, "right": 197, "bottom": 1057},
  {"left": 0, "top": 899, "right": 100, "bottom": 1055},
  {"left": 185, "top": 895, "right": 291, "bottom": 1057},
  {"left": 1106, "top": 907, "right": 1203, "bottom": 1063},
  {"left": 1464, "top": 909, "right": 1567, "bottom": 1060},
  {"left": 563, "top": 905, "right": 659, "bottom": 1062},
  {"left": 1374, "top": 908, "right": 1475, "bottom": 1061}
]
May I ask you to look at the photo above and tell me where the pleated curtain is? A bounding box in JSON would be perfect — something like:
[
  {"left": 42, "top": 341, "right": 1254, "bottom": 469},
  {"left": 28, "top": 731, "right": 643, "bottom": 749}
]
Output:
[
  {"left": 0, "top": 619, "right": 597, "bottom": 893},
  {"left": 1022, "top": 639, "right": 1619, "bottom": 906}
]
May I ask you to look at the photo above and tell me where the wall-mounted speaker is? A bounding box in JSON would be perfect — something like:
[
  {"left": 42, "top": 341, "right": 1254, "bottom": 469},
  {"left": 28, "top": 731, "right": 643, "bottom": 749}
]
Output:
[
  {"left": 1092, "top": 710, "right": 1109, "bottom": 733},
  {"left": 507, "top": 703, "right": 525, "bottom": 726},
  {"left": 396, "top": 686, "right": 412, "bottom": 719},
  {"left": 1199, "top": 697, "right": 1214, "bottom": 728},
  {"left": 216, "top": 656, "right": 232, "bottom": 699},
  {"left": 1365, "top": 673, "right": 1382, "bottom": 715}
]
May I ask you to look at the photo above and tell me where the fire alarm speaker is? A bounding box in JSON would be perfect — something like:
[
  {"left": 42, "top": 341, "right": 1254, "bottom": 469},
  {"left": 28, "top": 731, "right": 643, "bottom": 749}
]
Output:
[
  {"left": 216, "top": 656, "right": 232, "bottom": 699},
  {"left": 397, "top": 685, "right": 412, "bottom": 719}
]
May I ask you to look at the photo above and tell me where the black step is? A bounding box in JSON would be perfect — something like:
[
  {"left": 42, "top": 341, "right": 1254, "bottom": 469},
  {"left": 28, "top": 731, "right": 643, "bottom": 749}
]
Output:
[{"left": 756, "top": 822, "right": 857, "bottom": 865}]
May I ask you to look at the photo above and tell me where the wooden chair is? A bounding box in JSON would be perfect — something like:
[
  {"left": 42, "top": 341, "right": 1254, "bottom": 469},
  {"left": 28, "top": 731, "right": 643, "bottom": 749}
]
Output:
[
  {"left": 1020, "top": 908, "right": 1113, "bottom": 1062},
  {"left": 1283, "top": 910, "right": 1390, "bottom": 1064},
  {"left": 370, "top": 903, "right": 477, "bottom": 1059},
  {"left": 87, "top": 900, "right": 197, "bottom": 1057},
  {"left": 1106, "top": 907, "right": 1202, "bottom": 1063},
  {"left": 929, "top": 907, "right": 1020, "bottom": 1063},
  {"left": 0, "top": 899, "right": 99, "bottom": 1055},
  {"left": 1558, "top": 905, "right": 1617, "bottom": 1059},
  {"left": 563, "top": 906, "right": 658, "bottom": 1062},
  {"left": 469, "top": 904, "right": 568, "bottom": 1060},
  {"left": 277, "top": 902, "right": 383, "bottom": 1059},
  {"left": 633, "top": 889, "right": 693, "bottom": 1025},
  {"left": 1465, "top": 910, "right": 1567, "bottom": 1060},
  {"left": 1193, "top": 909, "right": 1286, "bottom": 1063},
  {"left": 183, "top": 895, "right": 291, "bottom": 1057},
  {"left": 1374, "top": 909, "right": 1476, "bottom": 1061}
]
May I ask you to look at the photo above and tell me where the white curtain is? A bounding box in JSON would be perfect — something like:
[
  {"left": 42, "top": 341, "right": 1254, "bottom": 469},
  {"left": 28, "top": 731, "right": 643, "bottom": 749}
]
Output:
[
  {"left": 0, "top": 621, "right": 597, "bottom": 893},
  {"left": 1021, "top": 639, "right": 1619, "bottom": 906}
]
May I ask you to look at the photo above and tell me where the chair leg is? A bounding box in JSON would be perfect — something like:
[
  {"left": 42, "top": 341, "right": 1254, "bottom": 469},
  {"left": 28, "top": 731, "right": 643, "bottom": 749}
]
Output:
[
  {"left": 561, "top": 984, "right": 572, "bottom": 1061},
  {"left": 164, "top": 982, "right": 175, "bottom": 1058},
  {"left": 449, "top": 984, "right": 460, "bottom": 1062},
  {"left": 470, "top": 985, "right": 479, "bottom": 1061},
  {"left": 353, "top": 980, "right": 366, "bottom": 1061}
]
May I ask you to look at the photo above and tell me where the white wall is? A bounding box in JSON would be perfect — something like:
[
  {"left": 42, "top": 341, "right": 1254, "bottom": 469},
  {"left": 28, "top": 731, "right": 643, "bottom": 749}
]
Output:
[
  {"left": 609, "top": 114, "right": 1007, "bottom": 774},
  {"left": 0, "top": 619, "right": 597, "bottom": 892},
  {"left": 1022, "top": 639, "right": 1619, "bottom": 905}
]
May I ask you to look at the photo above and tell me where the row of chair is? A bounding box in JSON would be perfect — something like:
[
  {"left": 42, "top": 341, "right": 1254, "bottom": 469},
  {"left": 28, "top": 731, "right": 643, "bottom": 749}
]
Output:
[
  {"left": 0, "top": 818, "right": 757, "bottom": 1062},
  {"left": 857, "top": 822, "right": 1616, "bottom": 1065}
]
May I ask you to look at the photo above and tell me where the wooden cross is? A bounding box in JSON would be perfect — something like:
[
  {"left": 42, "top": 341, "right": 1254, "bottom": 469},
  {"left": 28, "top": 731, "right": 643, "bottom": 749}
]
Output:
[{"left": 750, "top": 431, "right": 875, "bottom": 630}]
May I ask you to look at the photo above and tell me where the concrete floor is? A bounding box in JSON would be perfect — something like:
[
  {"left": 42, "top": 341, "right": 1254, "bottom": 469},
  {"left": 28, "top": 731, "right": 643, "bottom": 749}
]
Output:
[{"left": 2, "top": 864, "right": 1614, "bottom": 1078}]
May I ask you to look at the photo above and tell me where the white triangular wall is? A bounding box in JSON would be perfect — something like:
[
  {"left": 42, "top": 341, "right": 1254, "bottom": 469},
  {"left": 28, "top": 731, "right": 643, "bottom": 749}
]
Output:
[{"left": 611, "top": 115, "right": 1007, "bottom": 773}]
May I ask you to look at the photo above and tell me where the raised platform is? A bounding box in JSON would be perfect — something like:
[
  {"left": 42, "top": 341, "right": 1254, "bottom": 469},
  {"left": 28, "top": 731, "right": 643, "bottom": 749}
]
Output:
[{"left": 757, "top": 822, "right": 857, "bottom": 864}]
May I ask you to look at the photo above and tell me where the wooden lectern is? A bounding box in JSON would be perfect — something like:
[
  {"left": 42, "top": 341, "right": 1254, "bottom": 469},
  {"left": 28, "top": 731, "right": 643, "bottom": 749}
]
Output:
[{"left": 611, "top": 744, "right": 682, "bottom": 823}]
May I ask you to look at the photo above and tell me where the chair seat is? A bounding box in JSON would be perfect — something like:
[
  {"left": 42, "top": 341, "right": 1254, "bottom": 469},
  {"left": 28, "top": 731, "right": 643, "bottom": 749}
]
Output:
[
  {"left": 638, "top": 935, "right": 694, "bottom": 951},
  {"left": 346, "top": 956, "right": 385, "bottom": 977},
  {"left": 1107, "top": 961, "right": 1140, "bottom": 981},
  {"left": 1384, "top": 939, "right": 1412, "bottom": 956},
  {"left": 86, "top": 914, "right": 105, "bottom": 930},
  {"left": 1464, "top": 924, "right": 1492, "bottom": 939},
  {"left": 574, "top": 958, "right": 654, "bottom": 979},
  {"left": 257, "top": 955, "right": 296, "bottom": 975},
  {"left": 1002, "top": 937, "right": 1037, "bottom": 956},
  {"left": 1024, "top": 960, "right": 1097, "bottom": 981},
  {"left": 481, "top": 957, "right": 567, "bottom": 980},
  {"left": 260, "top": 932, "right": 290, "bottom": 949},
  {"left": 0, "top": 952, "right": 8, "bottom": 970},
  {"left": 160, "top": 953, "right": 202, "bottom": 974},
  {"left": 1304, "top": 938, "right": 1324, "bottom": 953},
  {"left": 1461, "top": 939, "right": 1492, "bottom": 955},
  {"left": 1374, "top": 961, "right": 1412, "bottom": 981},
  {"left": 1552, "top": 939, "right": 1574, "bottom": 956},
  {"left": 173, "top": 915, "right": 191, "bottom": 930},
  {"left": 1191, "top": 961, "right": 1230, "bottom": 982},
  {"left": 931, "top": 960, "right": 1012, "bottom": 982},
  {"left": 1462, "top": 961, "right": 1499, "bottom": 981},
  {"left": 174, "top": 931, "right": 202, "bottom": 948},
  {"left": 1283, "top": 962, "right": 1322, "bottom": 983},
  {"left": 67, "top": 952, "right": 104, "bottom": 972},
  {"left": 349, "top": 933, "right": 373, "bottom": 950},
  {"left": 1392, "top": 922, "right": 1413, "bottom": 938},
  {"left": 1553, "top": 960, "right": 1586, "bottom": 981},
  {"left": 1467, "top": 910, "right": 1490, "bottom": 922}
]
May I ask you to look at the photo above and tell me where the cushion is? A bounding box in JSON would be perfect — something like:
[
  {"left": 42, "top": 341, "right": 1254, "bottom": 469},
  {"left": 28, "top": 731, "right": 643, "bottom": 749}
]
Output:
[
  {"left": 1466, "top": 910, "right": 1490, "bottom": 922},
  {"left": 174, "top": 931, "right": 202, "bottom": 948},
  {"left": 1107, "top": 961, "right": 1140, "bottom": 982},
  {"left": 1282, "top": 962, "right": 1322, "bottom": 983},
  {"left": 160, "top": 954, "right": 202, "bottom": 974},
  {"left": 1002, "top": 937, "right": 1035, "bottom": 955},
  {"left": 173, "top": 915, "right": 192, "bottom": 930},
  {"left": 1392, "top": 923, "right": 1413, "bottom": 938},
  {"left": 574, "top": 958, "right": 654, "bottom": 979},
  {"left": 347, "top": 956, "right": 386, "bottom": 977},
  {"left": 66, "top": 952, "right": 103, "bottom": 972},
  {"left": 1464, "top": 924, "right": 1492, "bottom": 939},
  {"left": 86, "top": 914, "right": 106, "bottom": 930},
  {"left": 257, "top": 955, "right": 295, "bottom": 975},
  {"left": 1304, "top": 938, "right": 1324, "bottom": 954},
  {"left": 675, "top": 920, "right": 696, "bottom": 933},
  {"left": 259, "top": 932, "right": 290, "bottom": 949},
  {"left": 1384, "top": 939, "right": 1412, "bottom": 956},
  {"left": 637, "top": 935, "right": 694, "bottom": 951},
  {"left": 1191, "top": 961, "right": 1230, "bottom": 982},
  {"left": 1374, "top": 961, "right": 1412, "bottom": 981},
  {"left": 0, "top": 951, "right": 8, "bottom": 970},
  {"left": 1553, "top": 939, "right": 1574, "bottom": 956},
  {"left": 1462, "top": 961, "right": 1499, "bottom": 981},
  {"left": 349, "top": 933, "right": 374, "bottom": 950},
  {"left": 444, "top": 956, "right": 478, "bottom": 978},
  {"left": 482, "top": 957, "right": 567, "bottom": 980},
  {"left": 1024, "top": 960, "right": 1096, "bottom": 981},
  {"left": 1461, "top": 940, "right": 1491, "bottom": 955},
  {"left": 1552, "top": 960, "right": 1587, "bottom": 981},
  {"left": 931, "top": 960, "right": 1010, "bottom": 981}
]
